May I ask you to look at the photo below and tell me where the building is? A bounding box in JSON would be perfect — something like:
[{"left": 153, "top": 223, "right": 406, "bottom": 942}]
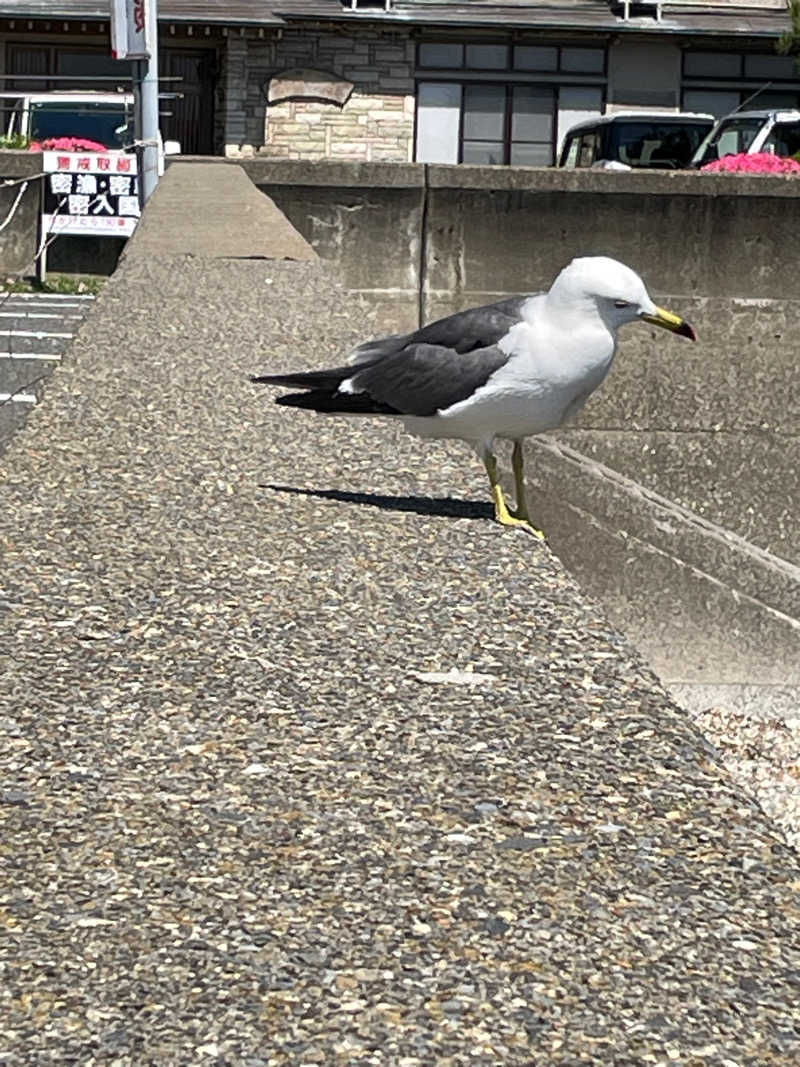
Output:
[{"left": 0, "top": 1, "right": 795, "bottom": 164}]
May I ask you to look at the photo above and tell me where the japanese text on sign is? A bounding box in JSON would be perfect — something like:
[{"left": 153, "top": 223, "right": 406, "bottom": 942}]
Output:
[{"left": 42, "top": 151, "right": 140, "bottom": 238}]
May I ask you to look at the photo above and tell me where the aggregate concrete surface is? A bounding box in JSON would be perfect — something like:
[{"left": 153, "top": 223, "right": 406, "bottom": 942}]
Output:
[{"left": 1, "top": 253, "right": 799, "bottom": 1065}]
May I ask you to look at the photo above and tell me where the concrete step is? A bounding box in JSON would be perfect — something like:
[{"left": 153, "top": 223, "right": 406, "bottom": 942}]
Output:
[{"left": 522, "top": 436, "right": 800, "bottom": 688}]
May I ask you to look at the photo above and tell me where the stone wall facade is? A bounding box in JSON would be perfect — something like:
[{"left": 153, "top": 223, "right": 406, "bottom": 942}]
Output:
[{"left": 224, "top": 26, "right": 415, "bottom": 162}]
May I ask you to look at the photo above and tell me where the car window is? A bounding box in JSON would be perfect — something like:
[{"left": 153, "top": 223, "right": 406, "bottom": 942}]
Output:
[
  {"left": 609, "top": 122, "right": 709, "bottom": 168},
  {"left": 561, "top": 135, "right": 581, "bottom": 167},
  {"left": 762, "top": 121, "right": 800, "bottom": 158},
  {"left": 577, "top": 131, "right": 599, "bottom": 168},
  {"left": 29, "top": 100, "right": 132, "bottom": 148},
  {"left": 694, "top": 117, "right": 762, "bottom": 165}
]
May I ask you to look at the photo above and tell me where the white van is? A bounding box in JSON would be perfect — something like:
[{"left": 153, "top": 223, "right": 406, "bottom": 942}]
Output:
[
  {"left": 559, "top": 112, "right": 714, "bottom": 170},
  {"left": 690, "top": 109, "right": 800, "bottom": 168}
]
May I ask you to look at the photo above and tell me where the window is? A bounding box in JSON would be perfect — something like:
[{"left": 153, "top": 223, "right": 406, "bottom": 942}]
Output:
[
  {"left": 744, "top": 54, "right": 796, "bottom": 80},
  {"left": 417, "top": 82, "right": 602, "bottom": 165},
  {"left": 684, "top": 52, "right": 741, "bottom": 79},
  {"left": 699, "top": 117, "right": 763, "bottom": 162},
  {"left": 682, "top": 50, "right": 800, "bottom": 116},
  {"left": 514, "top": 46, "right": 558, "bottom": 73},
  {"left": 415, "top": 81, "right": 461, "bottom": 163},
  {"left": 577, "top": 132, "right": 599, "bottom": 168},
  {"left": 418, "top": 42, "right": 464, "bottom": 68},
  {"left": 462, "top": 84, "right": 506, "bottom": 163},
  {"left": 763, "top": 121, "right": 800, "bottom": 158},
  {"left": 558, "top": 85, "right": 604, "bottom": 152},
  {"left": 465, "top": 44, "right": 509, "bottom": 70},
  {"left": 418, "top": 41, "right": 606, "bottom": 77},
  {"left": 560, "top": 48, "right": 605, "bottom": 74},
  {"left": 415, "top": 40, "right": 606, "bottom": 165},
  {"left": 28, "top": 99, "right": 132, "bottom": 148}
]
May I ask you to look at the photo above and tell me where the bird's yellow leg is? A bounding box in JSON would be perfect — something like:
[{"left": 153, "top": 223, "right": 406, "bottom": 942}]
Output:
[
  {"left": 511, "top": 440, "right": 531, "bottom": 521},
  {"left": 483, "top": 449, "right": 544, "bottom": 539}
]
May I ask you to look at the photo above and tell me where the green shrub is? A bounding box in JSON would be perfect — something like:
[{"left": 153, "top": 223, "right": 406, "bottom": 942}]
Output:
[{"left": 0, "top": 132, "right": 31, "bottom": 150}]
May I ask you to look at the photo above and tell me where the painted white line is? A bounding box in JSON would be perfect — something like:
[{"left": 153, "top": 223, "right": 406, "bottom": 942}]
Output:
[
  {"left": 0, "top": 304, "right": 88, "bottom": 313},
  {"left": 0, "top": 392, "right": 36, "bottom": 404},
  {"left": 0, "top": 312, "right": 84, "bottom": 320},
  {"left": 0, "top": 292, "right": 94, "bottom": 300},
  {"left": 1, "top": 330, "right": 73, "bottom": 339},
  {"left": 0, "top": 351, "right": 61, "bottom": 361}
]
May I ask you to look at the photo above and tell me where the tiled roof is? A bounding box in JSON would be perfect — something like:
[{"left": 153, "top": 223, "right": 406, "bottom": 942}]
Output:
[
  {"left": 0, "top": 2, "right": 285, "bottom": 25},
  {"left": 0, "top": 0, "right": 791, "bottom": 35}
]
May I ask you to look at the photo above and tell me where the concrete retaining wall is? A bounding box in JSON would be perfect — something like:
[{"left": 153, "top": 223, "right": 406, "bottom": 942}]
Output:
[
  {"left": 0, "top": 151, "right": 43, "bottom": 274},
  {"left": 244, "top": 158, "right": 800, "bottom": 320}
]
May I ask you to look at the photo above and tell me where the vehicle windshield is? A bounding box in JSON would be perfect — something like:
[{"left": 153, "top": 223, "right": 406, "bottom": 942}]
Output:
[
  {"left": 29, "top": 100, "right": 132, "bottom": 148},
  {"left": 606, "top": 122, "right": 710, "bottom": 168},
  {"left": 761, "top": 121, "right": 800, "bottom": 159},
  {"left": 692, "top": 117, "right": 763, "bottom": 166}
]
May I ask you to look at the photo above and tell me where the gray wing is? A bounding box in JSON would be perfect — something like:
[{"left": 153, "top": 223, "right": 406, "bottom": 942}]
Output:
[
  {"left": 350, "top": 342, "right": 510, "bottom": 417},
  {"left": 350, "top": 294, "right": 536, "bottom": 364}
]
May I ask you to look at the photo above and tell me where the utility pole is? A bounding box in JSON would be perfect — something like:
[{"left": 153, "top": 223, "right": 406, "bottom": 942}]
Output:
[
  {"left": 111, "top": 0, "right": 160, "bottom": 207},
  {"left": 136, "top": 0, "right": 159, "bottom": 205}
]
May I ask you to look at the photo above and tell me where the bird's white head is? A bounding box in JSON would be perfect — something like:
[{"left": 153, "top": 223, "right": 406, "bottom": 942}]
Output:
[{"left": 548, "top": 256, "right": 696, "bottom": 340}]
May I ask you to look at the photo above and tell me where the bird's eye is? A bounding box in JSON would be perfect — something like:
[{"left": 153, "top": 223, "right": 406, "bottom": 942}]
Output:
[{"left": 614, "top": 300, "right": 630, "bottom": 309}]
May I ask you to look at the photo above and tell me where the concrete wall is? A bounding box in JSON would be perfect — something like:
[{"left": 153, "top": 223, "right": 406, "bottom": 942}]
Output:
[
  {"left": 244, "top": 159, "right": 425, "bottom": 329},
  {"left": 0, "top": 152, "right": 43, "bottom": 274},
  {"left": 0, "top": 151, "right": 125, "bottom": 276},
  {"left": 245, "top": 157, "right": 800, "bottom": 320}
]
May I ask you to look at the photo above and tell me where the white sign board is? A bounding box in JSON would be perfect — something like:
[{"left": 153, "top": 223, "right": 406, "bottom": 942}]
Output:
[
  {"left": 110, "top": 0, "right": 154, "bottom": 60},
  {"left": 42, "top": 151, "right": 141, "bottom": 238}
]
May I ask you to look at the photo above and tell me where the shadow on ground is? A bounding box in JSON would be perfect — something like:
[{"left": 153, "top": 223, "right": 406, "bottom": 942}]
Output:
[{"left": 262, "top": 483, "right": 493, "bottom": 521}]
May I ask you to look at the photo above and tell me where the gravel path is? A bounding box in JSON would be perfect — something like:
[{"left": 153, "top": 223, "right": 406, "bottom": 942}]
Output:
[{"left": 1, "top": 254, "right": 798, "bottom": 1065}]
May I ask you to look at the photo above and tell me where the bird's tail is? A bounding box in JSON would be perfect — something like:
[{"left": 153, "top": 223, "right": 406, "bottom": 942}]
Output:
[
  {"left": 250, "top": 362, "right": 399, "bottom": 415},
  {"left": 272, "top": 390, "right": 398, "bottom": 415},
  {"left": 250, "top": 365, "right": 355, "bottom": 392}
]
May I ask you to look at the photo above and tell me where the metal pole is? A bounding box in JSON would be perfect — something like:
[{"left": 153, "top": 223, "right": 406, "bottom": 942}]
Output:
[{"left": 139, "top": 0, "right": 160, "bottom": 204}]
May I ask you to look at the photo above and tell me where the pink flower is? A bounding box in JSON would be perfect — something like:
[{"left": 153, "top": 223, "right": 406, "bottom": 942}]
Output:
[
  {"left": 701, "top": 152, "right": 800, "bottom": 174},
  {"left": 28, "top": 136, "right": 108, "bottom": 153}
]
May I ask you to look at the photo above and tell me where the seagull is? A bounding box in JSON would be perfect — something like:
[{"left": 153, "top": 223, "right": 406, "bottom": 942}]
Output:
[{"left": 252, "top": 256, "right": 695, "bottom": 537}]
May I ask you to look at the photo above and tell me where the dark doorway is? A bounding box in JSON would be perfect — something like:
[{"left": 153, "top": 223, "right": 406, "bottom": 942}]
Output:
[
  {"left": 161, "top": 48, "right": 217, "bottom": 155},
  {"left": 5, "top": 42, "right": 218, "bottom": 156}
]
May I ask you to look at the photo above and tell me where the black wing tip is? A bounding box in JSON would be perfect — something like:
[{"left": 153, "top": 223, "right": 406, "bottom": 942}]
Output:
[{"left": 275, "top": 390, "right": 399, "bottom": 415}]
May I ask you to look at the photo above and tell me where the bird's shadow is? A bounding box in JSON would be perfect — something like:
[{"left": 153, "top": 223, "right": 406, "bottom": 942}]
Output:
[{"left": 261, "top": 483, "right": 493, "bottom": 521}]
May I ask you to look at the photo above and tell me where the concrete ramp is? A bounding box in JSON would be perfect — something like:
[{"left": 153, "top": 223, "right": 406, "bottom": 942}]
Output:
[{"left": 127, "top": 161, "right": 316, "bottom": 261}]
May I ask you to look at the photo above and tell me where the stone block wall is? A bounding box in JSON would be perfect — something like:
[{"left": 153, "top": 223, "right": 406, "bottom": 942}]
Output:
[{"left": 225, "top": 27, "right": 415, "bottom": 162}]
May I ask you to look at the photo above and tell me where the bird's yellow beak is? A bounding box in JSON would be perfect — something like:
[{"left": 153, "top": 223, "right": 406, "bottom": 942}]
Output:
[{"left": 641, "top": 306, "right": 696, "bottom": 341}]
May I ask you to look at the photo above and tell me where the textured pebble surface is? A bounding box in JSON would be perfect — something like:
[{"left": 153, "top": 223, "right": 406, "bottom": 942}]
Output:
[{"left": 1, "top": 255, "right": 799, "bottom": 1065}]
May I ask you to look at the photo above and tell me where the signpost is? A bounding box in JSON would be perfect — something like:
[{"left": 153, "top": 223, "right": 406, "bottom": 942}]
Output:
[
  {"left": 33, "top": 4, "right": 161, "bottom": 280},
  {"left": 42, "top": 151, "right": 140, "bottom": 238},
  {"left": 109, "top": 0, "right": 160, "bottom": 205},
  {"left": 110, "top": 0, "right": 152, "bottom": 60}
]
